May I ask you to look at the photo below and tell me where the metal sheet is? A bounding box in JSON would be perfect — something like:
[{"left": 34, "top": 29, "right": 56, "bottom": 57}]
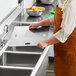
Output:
[{"left": 9, "top": 26, "right": 49, "bottom": 46}]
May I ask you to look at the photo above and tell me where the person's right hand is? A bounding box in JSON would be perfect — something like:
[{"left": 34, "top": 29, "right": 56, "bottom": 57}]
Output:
[{"left": 29, "top": 22, "right": 40, "bottom": 29}]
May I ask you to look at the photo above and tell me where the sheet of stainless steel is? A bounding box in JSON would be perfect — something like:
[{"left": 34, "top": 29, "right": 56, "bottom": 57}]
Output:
[
  {"left": 0, "top": 68, "right": 32, "bottom": 76},
  {"left": 9, "top": 26, "right": 49, "bottom": 46},
  {"left": 0, "top": 53, "right": 40, "bottom": 67},
  {"left": 6, "top": 46, "right": 43, "bottom": 52}
]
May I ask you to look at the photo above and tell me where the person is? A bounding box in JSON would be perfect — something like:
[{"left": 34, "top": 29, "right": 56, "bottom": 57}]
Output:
[{"left": 29, "top": 0, "right": 76, "bottom": 76}]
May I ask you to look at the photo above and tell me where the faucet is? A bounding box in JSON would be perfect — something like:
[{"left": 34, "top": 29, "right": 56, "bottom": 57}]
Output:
[
  {"left": 3, "top": 25, "right": 8, "bottom": 33},
  {"left": 0, "top": 25, "right": 9, "bottom": 48}
]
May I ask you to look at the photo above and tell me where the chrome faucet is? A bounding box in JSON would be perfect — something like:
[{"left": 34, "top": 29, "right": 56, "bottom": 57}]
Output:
[
  {"left": 0, "top": 25, "right": 8, "bottom": 49},
  {"left": 3, "top": 25, "right": 8, "bottom": 33}
]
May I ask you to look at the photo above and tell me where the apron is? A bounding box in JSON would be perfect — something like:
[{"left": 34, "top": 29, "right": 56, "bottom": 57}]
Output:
[{"left": 54, "top": 5, "right": 76, "bottom": 76}]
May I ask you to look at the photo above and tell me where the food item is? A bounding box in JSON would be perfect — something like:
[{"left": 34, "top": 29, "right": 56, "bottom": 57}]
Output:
[{"left": 27, "top": 6, "right": 44, "bottom": 11}]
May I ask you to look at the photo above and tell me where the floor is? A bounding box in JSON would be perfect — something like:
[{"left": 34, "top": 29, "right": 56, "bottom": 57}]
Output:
[{"left": 46, "top": 57, "right": 55, "bottom": 76}]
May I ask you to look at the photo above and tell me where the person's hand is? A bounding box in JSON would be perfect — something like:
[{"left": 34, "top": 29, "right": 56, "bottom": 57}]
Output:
[
  {"left": 37, "top": 40, "right": 49, "bottom": 49},
  {"left": 29, "top": 22, "right": 40, "bottom": 29}
]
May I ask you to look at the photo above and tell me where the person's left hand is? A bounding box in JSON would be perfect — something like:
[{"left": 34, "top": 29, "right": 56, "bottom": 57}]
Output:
[{"left": 37, "top": 40, "right": 49, "bottom": 49}]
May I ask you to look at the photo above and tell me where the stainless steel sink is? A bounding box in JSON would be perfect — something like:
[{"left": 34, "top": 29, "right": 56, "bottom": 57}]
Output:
[
  {"left": 0, "top": 46, "right": 49, "bottom": 76},
  {"left": 0, "top": 68, "right": 32, "bottom": 76},
  {"left": 6, "top": 46, "right": 43, "bottom": 52},
  {"left": 0, "top": 25, "right": 50, "bottom": 76},
  {"left": 0, "top": 53, "right": 40, "bottom": 67}
]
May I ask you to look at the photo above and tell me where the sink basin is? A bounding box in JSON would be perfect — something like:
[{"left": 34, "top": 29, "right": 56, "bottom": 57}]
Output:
[
  {"left": 0, "top": 68, "right": 32, "bottom": 76},
  {"left": 6, "top": 46, "right": 43, "bottom": 52},
  {"left": 0, "top": 53, "right": 40, "bottom": 67}
]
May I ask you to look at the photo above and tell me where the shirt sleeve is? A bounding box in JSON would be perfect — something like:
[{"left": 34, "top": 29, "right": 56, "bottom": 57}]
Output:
[
  {"left": 49, "top": 15, "right": 54, "bottom": 25},
  {"left": 54, "top": 4, "right": 76, "bottom": 43}
]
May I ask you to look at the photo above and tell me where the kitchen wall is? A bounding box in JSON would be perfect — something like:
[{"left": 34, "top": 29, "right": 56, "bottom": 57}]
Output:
[
  {"left": 0, "top": 0, "right": 18, "bottom": 24},
  {"left": 24, "top": 0, "right": 36, "bottom": 13}
]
